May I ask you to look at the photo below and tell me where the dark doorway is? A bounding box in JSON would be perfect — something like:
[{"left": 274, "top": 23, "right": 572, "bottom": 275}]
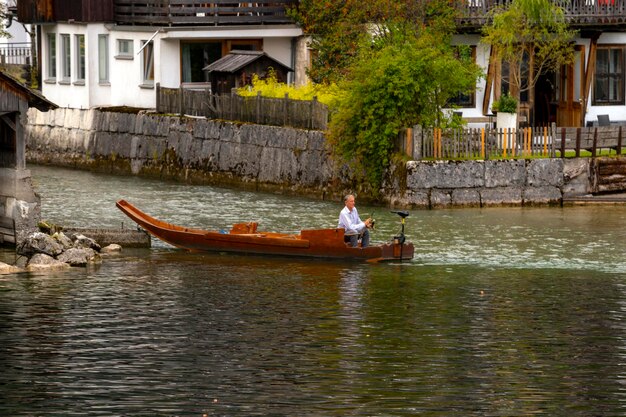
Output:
[
  {"left": 0, "top": 112, "right": 17, "bottom": 168},
  {"left": 534, "top": 72, "right": 557, "bottom": 127}
]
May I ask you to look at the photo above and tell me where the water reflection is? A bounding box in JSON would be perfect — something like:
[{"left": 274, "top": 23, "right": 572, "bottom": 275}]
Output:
[{"left": 1, "top": 165, "right": 626, "bottom": 415}]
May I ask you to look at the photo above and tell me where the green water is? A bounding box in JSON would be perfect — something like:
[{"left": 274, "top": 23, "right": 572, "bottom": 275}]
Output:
[{"left": 0, "top": 165, "right": 625, "bottom": 415}]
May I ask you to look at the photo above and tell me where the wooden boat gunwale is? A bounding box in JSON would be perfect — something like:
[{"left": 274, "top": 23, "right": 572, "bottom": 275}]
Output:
[{"left": 116, "top": 199, "right": 414, "bottom": 262}]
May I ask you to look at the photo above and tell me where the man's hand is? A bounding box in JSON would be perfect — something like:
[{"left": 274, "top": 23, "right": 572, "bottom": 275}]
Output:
[{"left": 365, "top": 218, "right": 373, "bottom": 228}]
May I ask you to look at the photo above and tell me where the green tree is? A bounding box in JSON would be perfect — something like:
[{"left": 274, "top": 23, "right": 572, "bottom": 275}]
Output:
[
  {"left": 328, "top": 25, "right": 482, "bottom": 193},
  {"left": 289, "top": 0, "right": 459, "bottom": 84},
  {"left": 481, "top": 0, "right": 576, "bottom": 99}
]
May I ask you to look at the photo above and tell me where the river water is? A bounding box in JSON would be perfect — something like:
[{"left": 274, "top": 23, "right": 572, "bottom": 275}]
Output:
[{"left": 2, "top": 165, "right": 626, "bottom": 416}]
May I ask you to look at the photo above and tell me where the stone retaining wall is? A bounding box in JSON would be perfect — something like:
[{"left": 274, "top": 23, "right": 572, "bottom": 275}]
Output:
[
  {"left": 25, "top": 107, "right": 336, "bottom": 199},
  {"left": 26, "top": 108, "right": 593, "bottom": 208},
  {"left": 385, "top": 158, "right": 591, "bottom": 208}
]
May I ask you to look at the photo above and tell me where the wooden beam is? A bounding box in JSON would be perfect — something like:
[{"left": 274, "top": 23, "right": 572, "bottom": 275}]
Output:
[
  {"left": 1, "top": 114, "right": 15, "bottom": 132},
  {"left": 582, "top": 34, "right": 599, "bottom": 126},
  {"left": 483, "top": 46, "right": 496, "bottom": 115}
]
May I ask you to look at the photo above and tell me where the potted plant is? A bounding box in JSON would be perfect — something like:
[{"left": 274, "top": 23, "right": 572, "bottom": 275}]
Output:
[{"left": 492, "top": 93, "right": 518, "bottom": 130}]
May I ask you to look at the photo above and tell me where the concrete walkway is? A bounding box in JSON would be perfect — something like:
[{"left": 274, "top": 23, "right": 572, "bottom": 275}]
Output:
[{"left": 564, "top": 192, "right": 626, "bottom": 205}]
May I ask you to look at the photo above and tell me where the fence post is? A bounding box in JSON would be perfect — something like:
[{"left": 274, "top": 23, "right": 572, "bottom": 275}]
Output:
[
  {"left": 413, "top": 125, "right": 422, "bottom": 160},
  {"left": 255, "top": 91, "right": 261, "bottom": 124},
  {"left": 561, "top": 127, "right": 566, "bottom": 158},
  {"left": 618, "top": 126, "right": 623, "bottom": 155},
  {"left": 179, "top": 85, "right": 184, "bottom": 117},
  {"left": 156, "top": 82, "right": 161, "bottom": 113},
  {"left": 550, "top": 123, "right": 556, "bottom": 158},
  {"left": 592, "top": 128, "right": 598, "bottom": 157},
  {"left": 310, "top": 97, "right": 317, "bottom": 130},
  {"left": 284, "top": 93, "right": 289, "bottom": 127},
  {"left": 575, "top": 128, "right": 581, "bottom": 157}
]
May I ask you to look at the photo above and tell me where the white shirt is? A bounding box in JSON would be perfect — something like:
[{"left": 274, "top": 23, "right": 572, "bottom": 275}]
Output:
[{"left": 338, "top": 206, "right": 365, "bottom": 235}]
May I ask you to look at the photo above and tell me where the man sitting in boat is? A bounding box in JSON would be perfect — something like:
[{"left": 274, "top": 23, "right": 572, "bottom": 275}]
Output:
[{"left": 338, "top": 194, "right": 373, "bottom": 248}]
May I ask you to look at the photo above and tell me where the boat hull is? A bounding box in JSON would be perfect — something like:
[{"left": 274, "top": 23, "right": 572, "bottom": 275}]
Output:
[{"left": 116, "top": 200, "right": 414, "bottom": 262}]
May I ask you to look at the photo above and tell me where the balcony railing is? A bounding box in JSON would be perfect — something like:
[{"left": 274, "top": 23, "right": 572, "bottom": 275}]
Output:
[
  {"left": 457, "top": 0, "right": 626, "bottom": 29},
  {"left": 114, "top": 0, "right": 297, "bottom": 26}
]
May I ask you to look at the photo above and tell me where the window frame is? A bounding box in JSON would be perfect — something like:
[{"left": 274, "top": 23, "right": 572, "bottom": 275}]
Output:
[
  {"left": 46, "top": 33, "right": 56, "bottom": 81},
  {"left": 74, "top": 34, "right": 85, "bottom": 84},
  {"left": 593, "top": 45, "right": 625, "bottom": 106},
  {"left": 98, "top": 34, "right": 109, "bottom": 84},
  {"left": 140, "top": 40, "right": 154, "bottom": 87},
  {"left": 116, "top": 39, "right": 134, "bottom": 60},
  {"left": 60, "top": 33, "right": 71, "bottom": 83}
]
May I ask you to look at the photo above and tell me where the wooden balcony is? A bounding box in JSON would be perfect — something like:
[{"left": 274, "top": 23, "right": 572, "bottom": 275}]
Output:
[
  {"left": 457, "top": 0, "right": 626, "bottom": 31},
  {"left": 17, "top": 0, "right": 296, "bottom": 25},
  {"left": 114, "top": 0, "right": 297, "bottom": 26}
]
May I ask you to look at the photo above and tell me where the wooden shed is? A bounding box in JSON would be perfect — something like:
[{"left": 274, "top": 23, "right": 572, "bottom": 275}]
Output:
[
  {"left": 203, "top": 50, "right": 292, "bottom": 94},
  {"left": 0, "top": 71, "right": 57, "bottom": 245}
]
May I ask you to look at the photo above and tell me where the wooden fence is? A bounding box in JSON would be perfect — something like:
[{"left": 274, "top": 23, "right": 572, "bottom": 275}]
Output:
[
  {"left": 156, "top": 84, "right": 328, "bottom": 130},
  {"left": 407, "top": 124, "right": 626, "bottom": 160}
]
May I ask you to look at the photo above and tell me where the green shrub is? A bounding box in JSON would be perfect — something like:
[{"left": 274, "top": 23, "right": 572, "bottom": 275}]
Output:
[{"left": 492, "top": 93, "right": 518, "bottom": 113}]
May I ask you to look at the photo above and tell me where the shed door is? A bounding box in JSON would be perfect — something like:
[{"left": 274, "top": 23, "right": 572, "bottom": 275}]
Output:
[
  {"left": 557, "top": 46, "right": 585, "bottom": 127},
  {"left": 0, "top": 112, "right": 17, "bottom": 168}
]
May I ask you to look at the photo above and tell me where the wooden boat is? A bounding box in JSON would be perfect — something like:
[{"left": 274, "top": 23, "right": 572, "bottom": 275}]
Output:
[{"left": 116, "top": 200, "right": 414, "bottom": 262}]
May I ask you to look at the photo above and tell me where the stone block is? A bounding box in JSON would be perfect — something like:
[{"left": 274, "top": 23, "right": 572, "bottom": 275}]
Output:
[
  {"left": 407, "top": 161, "right": 484, "bottom": 189},
  {"left": 83, "top": 109, "right": 97, "bottom": 131},
  {"left": 404, "top": 189, "right": 430, "bottom": 208},
  {"left": 54, "top": 108, "right": 66, "bottom": 127},
  {"left": 523, "top": 186, "right": 562, "bottom": 205},
  {"left": 193, "top": 118, "right": 207, "bottom": 138},
  {"left": 451, "top": 189, "right": 481, "bottom": 207},
  {"left": 258, "top": 147, "right": 296, "bottom": 182},
  {"left": 431, "top": 189, "right": 452, "bottom": 208},
  {"left": 297, "top": 149, "right": 333, "bottom": 185},
  {"left": 200, "top": 138, "right": 220, "bottom": 167},
  {"left": 240, "top": 124, "right": 268, "bottom": 147},
  {"left": 205, "top": 121, "right": 222, "bottom": 140},
  {"left": 108, "top": 112, "right": 119, "bottom": 132},
  {"left": 480, "top": 187, "right": 523, "bottom": 206},
  {"left": 562, "top": 158, "right": 590, "bottom": 197},
  {"left": 219, "top": 123, "right": 237, "bottom": 143},
  {"left": 308, "top": 132, "right": 326, "bottom": 151},
  {"left": 111, "top": 133, "right": 133, "bottom": 159},
  {"left": 485, "top": 160, "right": 526, "bottom": 187},
  {"left": 527, "top": 159, "right": 564, "bottom": 187}
]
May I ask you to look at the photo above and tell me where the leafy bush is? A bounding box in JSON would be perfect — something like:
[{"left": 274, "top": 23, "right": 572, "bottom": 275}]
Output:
[
  {"left": 236, "top": 71, "right": 340, "bottom": 107},
  {"left": 492, "top": 93, "right": 518, "bottom": 113},
  {"left": 327, "top": 26, "right": 482, "bottom": 194}
]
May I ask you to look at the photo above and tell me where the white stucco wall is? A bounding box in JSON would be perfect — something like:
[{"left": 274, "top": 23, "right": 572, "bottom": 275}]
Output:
[{"left": 39, "top": 23, "right": 303, "bottom": 110}]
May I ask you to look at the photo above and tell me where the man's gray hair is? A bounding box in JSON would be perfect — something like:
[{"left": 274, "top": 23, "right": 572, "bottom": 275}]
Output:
[{"left": 344, "top": 194, "right": 354, "bottom": 202}]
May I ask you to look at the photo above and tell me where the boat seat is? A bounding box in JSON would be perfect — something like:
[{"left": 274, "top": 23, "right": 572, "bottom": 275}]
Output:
[{"left": 230, "top": 222, "right": 258, "bottom": 234}]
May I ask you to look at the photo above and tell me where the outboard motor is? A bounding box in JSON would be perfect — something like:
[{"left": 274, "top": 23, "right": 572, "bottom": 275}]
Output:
[{"left": 391, "top": 210, "right": 409, "bottom": 260}]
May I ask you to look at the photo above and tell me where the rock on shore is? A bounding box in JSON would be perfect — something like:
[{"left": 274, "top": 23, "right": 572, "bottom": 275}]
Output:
[{"left": 12, "top": 229, "right": 122, "bottom": 273}]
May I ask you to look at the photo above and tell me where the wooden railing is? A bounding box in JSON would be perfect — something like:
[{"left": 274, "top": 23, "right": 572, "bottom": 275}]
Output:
[
  {"left": 156, "top": 85, "right": 328, "bottom": 130},
  {"left": 404, "top": 124, "right": 626, "bottom": 160},
  {"left": 114, "top": 0, "right": 297, "bottom": 26},
  {"left": 0, "top": 43, "right": 32, "bottom": 66},
  {"left": 457, "top": 0, "right": 626, "bottom": 28}
]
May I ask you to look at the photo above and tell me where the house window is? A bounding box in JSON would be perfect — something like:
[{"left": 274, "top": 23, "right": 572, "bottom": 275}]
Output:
[
  {"left": 61, "top": 34, "right": 71, "bottom": 82},
  {"left": 98, "top": 34, "right": 109, "bottom": 83},
  {"left": 594, "top": 46, "right": 625, "bottom": 105},
  {"left": 181, "top": 41, "right": 221, "bottom": 83},
  {"left": 47, "top": 33, "right": 56, "bottom": 80},
  {"left": 116, "top": 39, "right": 133, "bottom": 59},
  {"left": 141, "top": 40, "right": 154, "bottom": 86},
  {"left": 75, "top": 34, "right": 85, "bottom": 83},
  {"left": 448, "top": 45, "right": 476, "bottom": 108}
]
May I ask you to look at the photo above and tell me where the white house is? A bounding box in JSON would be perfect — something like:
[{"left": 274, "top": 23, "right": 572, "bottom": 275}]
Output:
[
  {"left": 448, "top": 0, "right": 626, "bottom": 128},
  {"left": 17, "top": 1, "right": 308, "bottom": 109}
]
